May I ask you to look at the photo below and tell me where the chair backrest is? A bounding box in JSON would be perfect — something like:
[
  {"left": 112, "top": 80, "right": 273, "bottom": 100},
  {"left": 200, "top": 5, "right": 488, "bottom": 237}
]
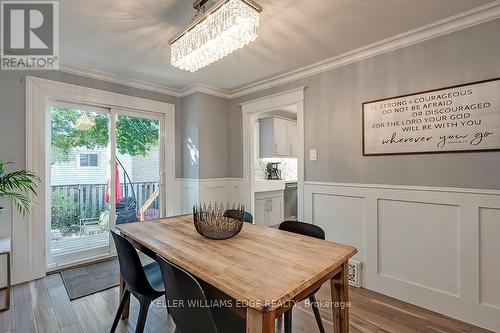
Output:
[
  {"left": 223, "top": 209, "right": 254, "bottom": 223},
  {"left": 278, "top": 220, "right": 325, "bottom": 240},
  {"left": 110, "top": 230, "right": 153, "bottom": 295},
  {"left": 116, "top": 197, "right": 138, "bottom": 224},
  {"left": 156, "top": 255, "right": 219, "bottom": 333}
]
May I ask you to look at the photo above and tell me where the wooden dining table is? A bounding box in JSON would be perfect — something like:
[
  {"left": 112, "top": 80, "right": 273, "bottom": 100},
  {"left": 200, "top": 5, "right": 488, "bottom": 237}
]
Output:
[{"left": 116, "top": 215, "right": 357, "bottom": 333}]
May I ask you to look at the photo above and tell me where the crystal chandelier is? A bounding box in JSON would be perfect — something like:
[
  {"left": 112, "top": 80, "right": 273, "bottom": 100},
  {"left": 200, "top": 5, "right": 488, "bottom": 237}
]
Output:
[{"left": 170, "top": 0, "right": 262, "bottom": 72}]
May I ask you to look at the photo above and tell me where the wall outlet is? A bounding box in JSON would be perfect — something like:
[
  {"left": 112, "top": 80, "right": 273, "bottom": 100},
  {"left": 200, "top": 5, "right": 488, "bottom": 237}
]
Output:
[
  {"left": 348, "top": 259, "right": 362, "bottom": 288},
  {"left": 309, "top": 149, "right": 317, "bottom": 161}
]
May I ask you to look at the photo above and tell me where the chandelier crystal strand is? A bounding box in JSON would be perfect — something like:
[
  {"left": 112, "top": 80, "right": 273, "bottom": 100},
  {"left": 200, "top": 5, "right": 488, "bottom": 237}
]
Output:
[{"left": 171, "top": 0, "right": 260, "bottom": 72}]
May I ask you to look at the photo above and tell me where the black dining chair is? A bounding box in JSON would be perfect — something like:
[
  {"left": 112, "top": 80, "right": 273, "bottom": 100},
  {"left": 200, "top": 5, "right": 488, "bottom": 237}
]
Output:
[
  {"left": 156, "top": 255, "right": 245, "bottom": 333},
  {"left": 223, "top": 209, "right": 254, "bottom": 223},
  {"left": 278, "top": 220, "right": 326, "bottom": 333},
  {"left": 110, "top": 230, "right": 165, "bottom": 333}
]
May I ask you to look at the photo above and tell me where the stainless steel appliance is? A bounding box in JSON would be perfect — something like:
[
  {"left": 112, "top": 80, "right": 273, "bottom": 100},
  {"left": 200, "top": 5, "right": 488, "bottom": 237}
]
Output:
[
  {"left": 284, "top": 182, "right": 298, "bottom": 220},
  {"left": 265, "top": 162, "right": 281, "bottom": 180}
]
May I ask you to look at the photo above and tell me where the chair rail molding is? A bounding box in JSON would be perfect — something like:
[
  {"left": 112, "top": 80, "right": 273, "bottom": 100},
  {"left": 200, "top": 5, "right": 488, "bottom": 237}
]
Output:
[
  {"left": 303, "top": 181, "right": 500, "bottom": 332},
  {"left": 22, "top": 76, "right": 176, "bottom": 284}
]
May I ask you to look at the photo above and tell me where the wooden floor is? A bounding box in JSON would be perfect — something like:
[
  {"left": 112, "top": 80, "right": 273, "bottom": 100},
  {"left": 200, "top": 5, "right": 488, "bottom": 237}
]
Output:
[{"left": 0, "top": 273, "right": 492, "bottom": 333}]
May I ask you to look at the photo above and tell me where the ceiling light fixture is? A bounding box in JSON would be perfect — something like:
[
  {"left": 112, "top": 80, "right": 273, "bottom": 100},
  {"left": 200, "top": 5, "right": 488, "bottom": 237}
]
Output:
[{"left": 169, "top": 0, "right": 262, "bottom": 73}]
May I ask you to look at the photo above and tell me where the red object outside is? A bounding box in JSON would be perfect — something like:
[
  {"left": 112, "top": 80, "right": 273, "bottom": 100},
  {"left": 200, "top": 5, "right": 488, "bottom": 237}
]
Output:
[{"left": 105, "top": 163, "right": 122, "bottom": 204}]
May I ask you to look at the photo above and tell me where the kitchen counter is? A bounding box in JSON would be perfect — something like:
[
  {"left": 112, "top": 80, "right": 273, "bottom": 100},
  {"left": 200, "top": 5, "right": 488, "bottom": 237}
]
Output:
[
  {"left": 253, "top": 180, "right": 298, "bottom": 192},
  {"left": 253, "top": 180, "right": 285, "bottom": 192}
]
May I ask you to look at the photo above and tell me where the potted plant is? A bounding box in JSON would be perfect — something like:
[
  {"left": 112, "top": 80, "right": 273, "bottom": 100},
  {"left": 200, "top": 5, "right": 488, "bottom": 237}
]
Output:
[{"left": 0, "top": 160, "right": 40, "bottom": 217}]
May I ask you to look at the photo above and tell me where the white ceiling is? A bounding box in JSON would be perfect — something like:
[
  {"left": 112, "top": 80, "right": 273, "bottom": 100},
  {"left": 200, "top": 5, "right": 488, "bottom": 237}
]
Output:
[{"left": 60, "top": 0, "right": 495, "bottom": 91}]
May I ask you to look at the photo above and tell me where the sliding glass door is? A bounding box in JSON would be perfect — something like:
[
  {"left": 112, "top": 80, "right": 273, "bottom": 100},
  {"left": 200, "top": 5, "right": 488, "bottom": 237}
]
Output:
[
  {"left": 113, "top": 111, "right": 164, "bottom": 223},
  {"left": 48, "top": 102, "right": 165, "bottom": 269}
]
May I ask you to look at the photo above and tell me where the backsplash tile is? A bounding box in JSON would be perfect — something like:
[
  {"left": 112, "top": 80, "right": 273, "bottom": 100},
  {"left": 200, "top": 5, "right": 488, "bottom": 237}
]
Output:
[{"left": 254, "top": 158, "right": 298, "bottom": 181}]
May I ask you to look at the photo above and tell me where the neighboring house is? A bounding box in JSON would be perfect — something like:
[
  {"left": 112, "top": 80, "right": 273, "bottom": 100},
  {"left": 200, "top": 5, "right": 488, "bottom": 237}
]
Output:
[
  {"left": 51, "top": 146, "right": 160, "bottom": 186},
  {"left": 131, "top": 146, "right": 160, "bottom": 183}
]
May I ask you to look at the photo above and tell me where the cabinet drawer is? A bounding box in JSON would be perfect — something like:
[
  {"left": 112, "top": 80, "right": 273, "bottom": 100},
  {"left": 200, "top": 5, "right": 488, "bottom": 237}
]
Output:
[{"left": 255, "top": 190, "right": 283, "bottom": 200}]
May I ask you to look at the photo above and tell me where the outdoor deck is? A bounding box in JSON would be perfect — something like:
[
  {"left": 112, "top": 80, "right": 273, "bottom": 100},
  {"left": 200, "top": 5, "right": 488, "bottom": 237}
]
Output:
[
  {"left": 49, "top": 181, "right": 160, "bottom": 259},
  {"left": 50, "top": 232, "right": 110, "bottom": 257}
]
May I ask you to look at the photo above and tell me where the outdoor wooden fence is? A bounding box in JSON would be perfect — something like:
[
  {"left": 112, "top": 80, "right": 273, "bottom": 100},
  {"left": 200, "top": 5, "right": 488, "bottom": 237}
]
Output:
[{"left": 51, "top": 182, "right": 159, "bottom": 225}]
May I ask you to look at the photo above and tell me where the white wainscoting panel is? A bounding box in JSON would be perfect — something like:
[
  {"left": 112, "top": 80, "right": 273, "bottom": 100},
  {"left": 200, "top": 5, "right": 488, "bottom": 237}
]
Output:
[
  {"left": 166, "top": 179, "right": 184, "bottom": 217},
  {"left": 377, "top": 199, "right": 460, "bottom": 296},
  {"left": 304, "top": 181, "right": 500, "bottom": 332},
  {"left": 177, "top": 178, "right": 244, "bottom": 215},
  {"left": 311, "top": 193, "right": 365, "bottom": 262},
  {"left": 180, "top": 179, "right": 199, "bottom": 214},
  {"left": 479, "top": 207, "right": 500, "bottom": 311}
]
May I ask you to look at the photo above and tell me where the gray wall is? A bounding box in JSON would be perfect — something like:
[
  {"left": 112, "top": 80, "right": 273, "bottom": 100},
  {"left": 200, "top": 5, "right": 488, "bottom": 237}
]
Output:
[
  {"left": 181, "top": 92, "right": 231, "bottom": 179},
  {"left": 181, "top": 93, "right": 200, "bottom": 179},
  {"left": 230, "top": 19, "right": 500, "bottom": 189},
  {"left": 198, "top": 93, "right": 230, "bottom": 179},
  {"left": 1, "top": 18, "right": 499, "bottom": 239}
]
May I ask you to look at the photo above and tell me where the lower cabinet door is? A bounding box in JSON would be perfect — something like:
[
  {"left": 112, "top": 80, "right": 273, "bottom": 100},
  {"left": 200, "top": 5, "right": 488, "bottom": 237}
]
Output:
[
  {"left": 254, "top": 198, "right": 268, "bottom": 226},
  {"left": 268, "top": 197, "right": 284, "bottom": 227}
]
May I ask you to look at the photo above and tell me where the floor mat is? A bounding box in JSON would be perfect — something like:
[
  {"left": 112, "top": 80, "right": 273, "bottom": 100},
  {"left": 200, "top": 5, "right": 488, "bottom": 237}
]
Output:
[{"left": 60, "top": 259, "right": 119, "bottom": 300}]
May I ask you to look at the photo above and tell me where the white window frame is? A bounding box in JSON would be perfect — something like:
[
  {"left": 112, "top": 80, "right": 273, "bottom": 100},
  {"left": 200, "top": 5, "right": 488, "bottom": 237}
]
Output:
[
  {"left": 77, "top": 152, "right": 100, "bottom": 168},
  {"left": 18, "top": 76, "right": 176, "bottom": 284}
]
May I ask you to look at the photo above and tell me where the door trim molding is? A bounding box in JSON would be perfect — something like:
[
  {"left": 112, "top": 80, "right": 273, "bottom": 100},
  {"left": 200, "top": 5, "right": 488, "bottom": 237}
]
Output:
[
  {"left": 21, "top": 76, "right": 176, "bottom": 283},
  {"left": 241, "top": 87, "right": 305, "bottom": 220}
]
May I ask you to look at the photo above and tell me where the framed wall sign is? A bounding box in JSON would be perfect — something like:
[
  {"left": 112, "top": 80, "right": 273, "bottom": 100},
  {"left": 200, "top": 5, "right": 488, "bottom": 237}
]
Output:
[{"left": 362, "top": 78, "right": 500, "bottom": 156}]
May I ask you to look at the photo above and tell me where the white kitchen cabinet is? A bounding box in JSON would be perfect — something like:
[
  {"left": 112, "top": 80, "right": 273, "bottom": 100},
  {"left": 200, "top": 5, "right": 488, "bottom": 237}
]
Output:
[
  {"left": 259, "top": 117, "right": 297, "bottom": 158},
  {"left": 268, "top": 195, "right": 284, "bottom": 226},
  {"left": 254, "top": 197, "right": 268, "bottom": 227},
  {"left": 254, "top": 190, "right": 284, "bottom": 226}
]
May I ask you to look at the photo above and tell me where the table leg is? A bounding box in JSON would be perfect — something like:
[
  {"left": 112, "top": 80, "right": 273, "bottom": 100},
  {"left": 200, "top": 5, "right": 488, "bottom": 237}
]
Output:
[
  {"left": 119, "top": 273, "right": 130, "bottom": 319},
  {"left": 246, "top": 307, "right": 275, "bottom": 333},
  {"left": 331, "top": 262, "right": 349, "bottom": 333}
]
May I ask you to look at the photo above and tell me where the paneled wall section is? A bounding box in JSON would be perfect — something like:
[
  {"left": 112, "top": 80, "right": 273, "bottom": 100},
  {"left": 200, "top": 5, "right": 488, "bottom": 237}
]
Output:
[{"left": 304, "top": 182, "right": 500, "bottom": 331}]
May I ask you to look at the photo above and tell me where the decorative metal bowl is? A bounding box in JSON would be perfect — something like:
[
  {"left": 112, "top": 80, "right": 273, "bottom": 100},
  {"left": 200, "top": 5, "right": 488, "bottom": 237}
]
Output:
[{"left": 193, "top": 203, "right": 245, "bottom": 240}]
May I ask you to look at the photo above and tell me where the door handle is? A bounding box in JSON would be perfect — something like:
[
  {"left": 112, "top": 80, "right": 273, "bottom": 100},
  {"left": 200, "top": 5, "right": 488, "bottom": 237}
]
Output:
[{"left": 274, "top": 144, "right": 277, "bottom": 153}]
